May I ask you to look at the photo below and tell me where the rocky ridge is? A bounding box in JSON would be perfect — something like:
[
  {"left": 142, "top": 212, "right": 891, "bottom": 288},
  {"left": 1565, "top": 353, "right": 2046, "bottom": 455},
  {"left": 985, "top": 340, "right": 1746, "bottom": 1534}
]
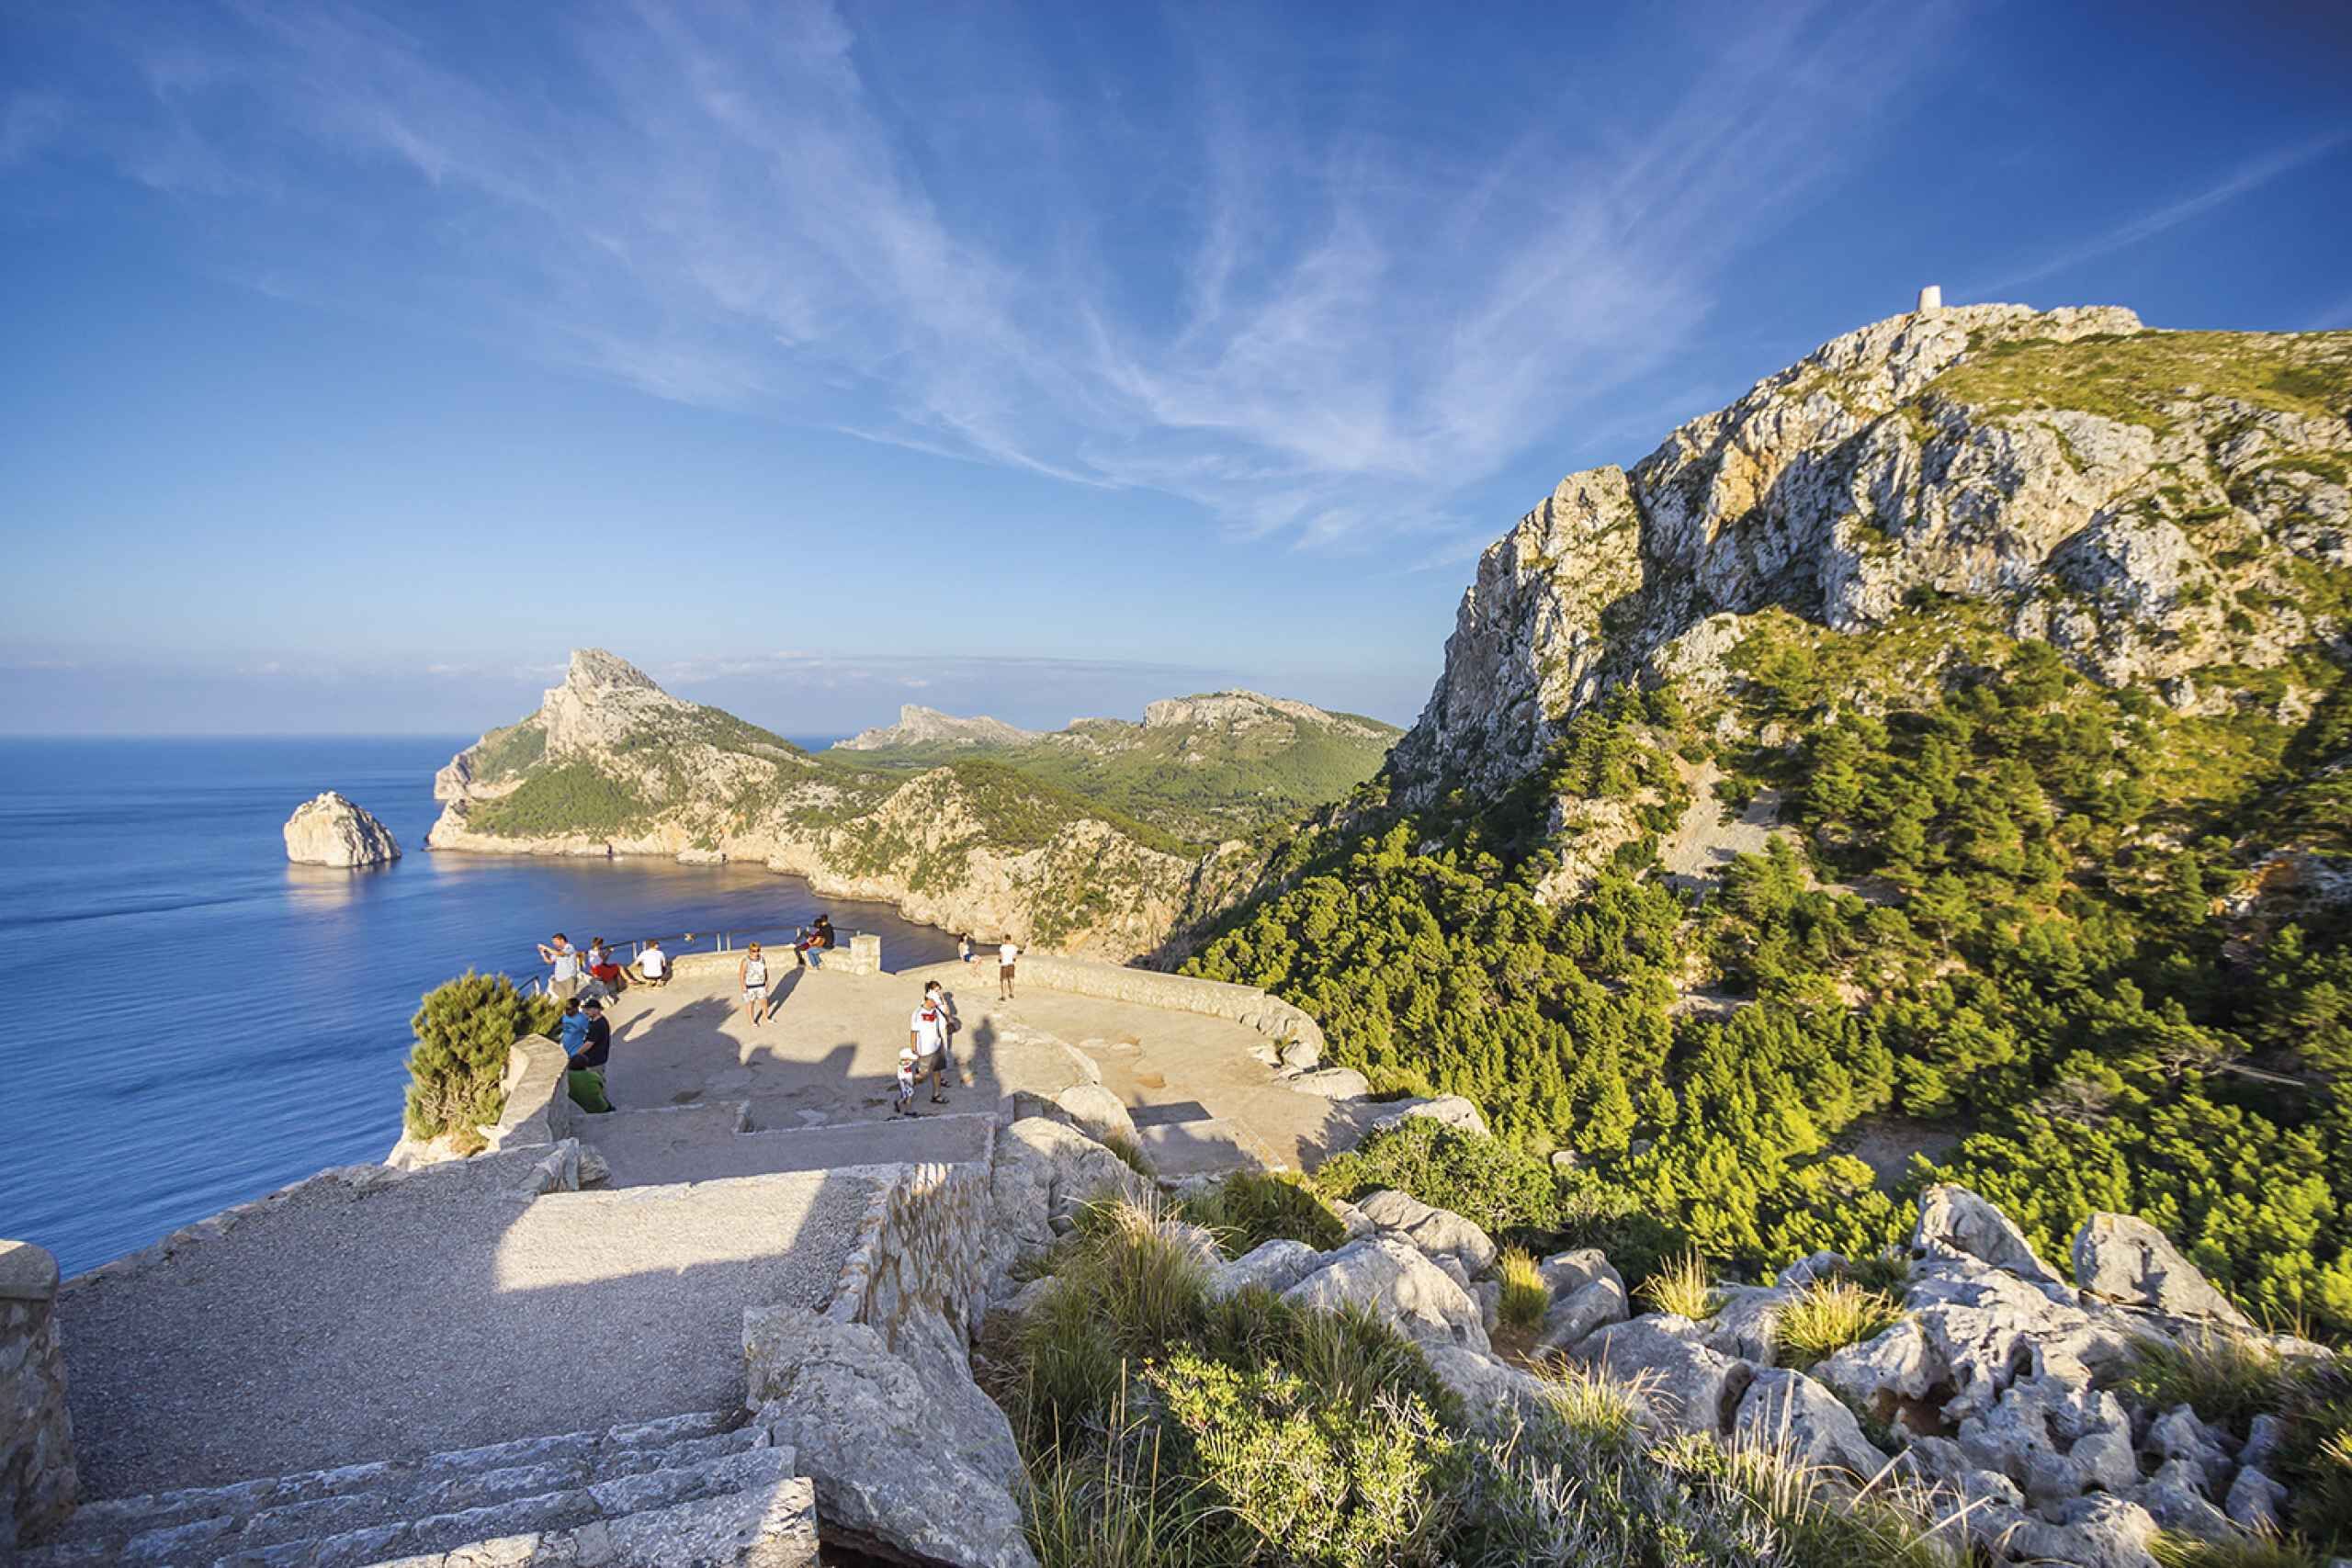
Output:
[
  {"left": 281, "top": 791, "right": 401, "bottom": 868},
  {"left": 1391, "top": 302, "right": 2352, "bottom": 813},
  {"left": 427, "top": 650, "right": 1261, "bottom": 958},
  {"left": 833, "top": 705, "right": 1040, "bottom": 751}
]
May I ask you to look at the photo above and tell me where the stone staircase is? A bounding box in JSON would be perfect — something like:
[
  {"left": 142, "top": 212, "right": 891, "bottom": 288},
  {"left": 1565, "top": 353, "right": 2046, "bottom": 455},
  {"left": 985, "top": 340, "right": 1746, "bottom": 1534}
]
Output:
[{"left": 18, "top": 1409, "right": 818, "bottom": 1567}]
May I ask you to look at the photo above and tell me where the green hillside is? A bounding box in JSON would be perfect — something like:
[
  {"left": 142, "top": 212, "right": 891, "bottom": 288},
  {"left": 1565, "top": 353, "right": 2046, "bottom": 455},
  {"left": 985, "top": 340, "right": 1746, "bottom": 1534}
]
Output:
[{"left": 840, "top": 696, "right": 1401, "bottom": 845}]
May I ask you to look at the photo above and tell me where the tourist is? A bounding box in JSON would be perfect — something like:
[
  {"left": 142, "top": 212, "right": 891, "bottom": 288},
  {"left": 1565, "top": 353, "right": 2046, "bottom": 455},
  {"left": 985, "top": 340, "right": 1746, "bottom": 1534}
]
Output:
[
  {"left": 999, "top": 937, "right": 1020, "bottom": 1000},
  {"left": 556, "top": 996, "right": 590, "bottom": 1057},
  {"left": 571, "top": 998, "right": 612, "bottom": 1072},
  {"left": 812, "top": 915, "right": 835, "bottom": 949},
  {"left": 538, "top": 932, "right": 583, "bottom": 1002},
  {"left": 923, "top": 979, "right": 959, "bottom": 1089},
  {"left": 958, "top": 933, "right": 974, "bottom": 964},
  {"left": 587, "top": 937, "right": 624, "bottom": 995},
  {"left": 629, "top": 937, "right": 670, "bottom": 988},
  {"left": 894, "top": 1046, "right": 919, "bottom": 1117},
  {"left": 797, "top": 925, "right": 822, "bottom": 970},
  {"left": 741, "top": 942, "right": 773, "bottom": 1026},
  {"left": 910, "top": 987, "right": 951, "bottom": 1104}
]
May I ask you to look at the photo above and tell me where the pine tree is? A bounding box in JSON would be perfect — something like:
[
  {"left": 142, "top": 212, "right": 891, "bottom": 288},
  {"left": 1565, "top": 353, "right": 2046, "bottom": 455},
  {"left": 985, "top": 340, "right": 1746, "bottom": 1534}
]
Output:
[{"left": 402, "top": 971, "right": 560, "bottom": 1140}]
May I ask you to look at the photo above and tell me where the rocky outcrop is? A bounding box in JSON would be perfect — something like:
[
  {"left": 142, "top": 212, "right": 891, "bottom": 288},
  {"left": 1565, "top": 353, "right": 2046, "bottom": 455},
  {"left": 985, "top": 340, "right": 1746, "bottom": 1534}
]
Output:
[
  {"left": 1388, "top": 306, "right": 2352, "bottom": 878},
  {"left": 1280, "top": 1235, "right": 1491, "bottom": 1354},
  {"left": 834, "top": 705, "right": 1040, "bottom": 751},
  {"left": 1352, "top": 1189, "right": 1498, "bottom": 1277},
  {"left": 281, "top": 790, "right": 401, "bottom": 867},
  {"left": 2072, "top": 1212, "right": 2255, "bottom": 1327},
  {"left": 425, "top": 650, "right": 1265, "bottom": 960},
  {"left": 744, "top": 1306, "right": 1033, "bottom": 1568}
]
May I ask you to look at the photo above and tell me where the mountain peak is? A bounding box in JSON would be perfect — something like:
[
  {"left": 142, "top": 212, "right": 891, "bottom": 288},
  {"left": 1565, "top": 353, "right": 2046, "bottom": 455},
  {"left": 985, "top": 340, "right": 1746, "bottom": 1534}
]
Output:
[
  {"left": 564, "top": 648, "right": 661, "bottom": 695},
  {"left": 833, "top": 705, "right": 1039, "bottom": 751}
]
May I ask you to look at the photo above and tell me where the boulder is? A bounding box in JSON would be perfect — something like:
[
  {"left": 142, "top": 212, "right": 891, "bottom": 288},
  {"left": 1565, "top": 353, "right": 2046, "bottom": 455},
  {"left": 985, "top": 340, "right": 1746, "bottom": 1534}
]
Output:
[
  {"left": 1955, "top": 1373, "right": 2136, "bottom": 1513},
  {"left": 1703, "top": 1284, "right": 1794, "bottom": 1363},
  {"left": 1053, "top": 1083, "right": 1138, "bottom": 1145},
  {"left": 1426, "top": 1344, "right": 1550, "bottom": 1424},
  {"left": 2145, "top": 1404, "right": 2233, "bottom": 1492},
  {"left": 1731, "top": 1369, "right": 1891, "bottom": 1479},
  {"left": 1564, "top": 1314, "right": 1753, "bottom": 1438},
  {"left": 984, "top": 1117, "right": 1153, "bottom": 1289},
  {"left": 2134, "top": 1457, "right": 2234, "bottom": 1540},
  {"left": 1536, "top": 1275, "right": 1628, "bottom": 1355},
  {"left": 1364, "top": 1095, "right": 1491, "bottom": 1140},
  {"left": 1285, "top": 1066, "right": 1372, "bottom": 1100},
  {"left": 1208, "top": 1238, "right": 1325, "bottom": 1301},
  {"left": 2241, "top": 1411, "right": 2287, "bottom": 1471},
  {"left": 1325, "top": 1195, "right": 1376, "bottom": 1239},
  {"left": 1913, "top": 1184, "right": 2066, "bottom": 1290},
  {"left": 1536, "top": 1247, "right": 1619, "bottom": 1300},
  {"left": 2072, "top": 1213, "right": 2254, "bottom": 1328},
  {"left": 744, "top": 1305, "right": 1035, "bottom": 1568},
  {"left": 1775, "top": 1250, "right": 1849, "bottom": 1289},
  {"left": 1896, "top": 1438, "right": 2030, "bottom": 1557},
  {"left": 1904, "top": 1258, "right": 2138, "bottom": 1418},
  {"left": 2223, "top": 1465, "right": 2287, "bottom": 1532},
  {"left": 2007, "top": 1495, "right": 2163, "bottom": 1568},
  {"left": 1431, "top": 1252, "right": 1475, "bottom": 1292},
  {"left": 1353, "top": 1188, "right": 1499, "bottom": 1277},
  {"left": 282, "top": 790, "right": 401, "bottom": 867},
  {"left": 1814, "top": 1318, "right": 1940, "bottom": 1412},
  {"left": 1282, "top": 1235, "right": 1490, "bottom": 1354}
]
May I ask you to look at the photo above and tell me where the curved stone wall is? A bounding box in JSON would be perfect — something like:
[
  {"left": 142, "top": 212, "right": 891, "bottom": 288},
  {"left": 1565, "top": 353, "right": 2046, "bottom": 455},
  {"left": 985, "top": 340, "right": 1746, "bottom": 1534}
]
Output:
[{"left": 1013, "top": 954, "right": 1324, "bottom": 1070}]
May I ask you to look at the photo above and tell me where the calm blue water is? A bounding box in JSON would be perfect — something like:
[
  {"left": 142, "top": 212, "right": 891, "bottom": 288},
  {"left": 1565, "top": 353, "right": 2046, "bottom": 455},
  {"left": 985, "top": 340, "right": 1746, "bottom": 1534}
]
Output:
[{"left": 0, "top": 737, "right": 957, "bottom": 1277}]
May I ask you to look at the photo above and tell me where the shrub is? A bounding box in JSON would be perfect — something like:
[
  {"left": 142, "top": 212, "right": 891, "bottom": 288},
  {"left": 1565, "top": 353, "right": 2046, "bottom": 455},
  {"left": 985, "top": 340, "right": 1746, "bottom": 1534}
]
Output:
[
  {"left": 1147, "top": 1348, "right": 1456, "bottom": 1567},
  {"left": 401, "top": 971, "right": 559, "bottom": 1140},
  {"left": 1637, "top": 1249, "right": 1723, "bottom": 1321},
  {"left": 1315, "top": 1118, "right": 1559, "bottom": 1238},
  {"left": 2152, "top": 1535, "right": 2333, "bottom": 1568},
  {"left": 1184, "top": 1170, "right": 1347, "bottom": 1257},
  {"left": 1102, "top": 1132, "right": 1151, "bottom": 1177},
  {"left": 2113, "top": 1330, "right": 2304, "bottom": 1435},
  {"left": 1843, "top": 1248, "right": 1913, "bottom": 1297},
  {"left": 1773, "top": 1279, "right": 1903, "bottom": 1370},
  {"left": 1497, "top": 1248, "right": 1548, "bottom": 1331}
]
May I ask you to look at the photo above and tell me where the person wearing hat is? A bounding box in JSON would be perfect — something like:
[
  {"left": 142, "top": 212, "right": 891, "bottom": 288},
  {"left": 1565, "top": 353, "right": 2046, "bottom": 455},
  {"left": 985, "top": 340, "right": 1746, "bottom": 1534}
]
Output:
[{"left": 741, "top": 942, "right": 773, "bottom": 1026}]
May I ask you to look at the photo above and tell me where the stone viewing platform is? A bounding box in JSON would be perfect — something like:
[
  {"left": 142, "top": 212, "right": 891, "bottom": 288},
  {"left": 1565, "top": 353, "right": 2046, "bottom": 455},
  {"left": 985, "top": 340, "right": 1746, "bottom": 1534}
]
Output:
[{"left": 5, "top": 933, "right": 1419, "bottom": 1564}]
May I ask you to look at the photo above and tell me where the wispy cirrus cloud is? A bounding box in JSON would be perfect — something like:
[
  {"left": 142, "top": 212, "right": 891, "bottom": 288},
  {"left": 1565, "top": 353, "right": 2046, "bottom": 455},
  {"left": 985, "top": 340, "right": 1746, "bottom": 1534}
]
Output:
[
  {"left": 1965, "top": 132, "right": 2352, "bottom": 299},
  {"left": 14, "top": 0, "right": 1953, "bottom": 545}
]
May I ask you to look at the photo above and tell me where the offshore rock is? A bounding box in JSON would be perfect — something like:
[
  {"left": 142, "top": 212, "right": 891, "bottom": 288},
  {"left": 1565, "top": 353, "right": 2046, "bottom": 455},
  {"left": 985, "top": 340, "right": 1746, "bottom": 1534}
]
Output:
[{"left": 282, "top": 790, "right": 401, "bottom": 867}]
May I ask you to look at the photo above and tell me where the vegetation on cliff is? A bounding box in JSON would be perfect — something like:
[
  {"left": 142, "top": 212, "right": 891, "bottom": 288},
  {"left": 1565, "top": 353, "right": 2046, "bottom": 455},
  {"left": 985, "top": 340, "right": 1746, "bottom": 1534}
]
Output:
[{"left": 400, "top": 972, "right": 560, "bottom": 1144}]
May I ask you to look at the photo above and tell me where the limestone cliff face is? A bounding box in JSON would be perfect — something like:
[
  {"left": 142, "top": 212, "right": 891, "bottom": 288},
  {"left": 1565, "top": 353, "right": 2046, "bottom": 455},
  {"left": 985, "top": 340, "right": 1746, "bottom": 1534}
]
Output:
[
  {"left": 283, "top": 791, "right": 401, "bottom": 867},
  {"left": 427, "top": 651, "right": 1257, "bottom": 959},
  {"left": 1393, "top": 304, "right": 2352, "bottom": 803}
]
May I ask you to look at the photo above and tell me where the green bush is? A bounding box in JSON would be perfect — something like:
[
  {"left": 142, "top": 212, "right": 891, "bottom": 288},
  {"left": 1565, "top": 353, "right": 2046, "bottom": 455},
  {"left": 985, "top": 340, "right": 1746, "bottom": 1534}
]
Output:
[
  {"left": 1184, "top": 1170, "right": 1348, "bottom": 1256},
  {"left": 1496, "top": 1248, "right": 1548, "bottom": 1331},
  {"left": 401, "top": 971, "right": 560, "bottom": 1140},
  {"left": 1148, "top": 1349, "right": 1455, "bottom": 1567},
  {"left": 1315, "top": 1118, "right": 1560, "bottom": 1239},
  {"left": 1637, "top": 1249, "right": 1723, "bottom": 1322}
]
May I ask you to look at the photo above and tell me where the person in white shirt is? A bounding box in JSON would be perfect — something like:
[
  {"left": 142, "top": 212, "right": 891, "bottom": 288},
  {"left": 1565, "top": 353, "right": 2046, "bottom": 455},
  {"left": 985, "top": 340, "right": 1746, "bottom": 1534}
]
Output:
[
  {"left": 537, "top": 933, "right": 582, "bottom": 1002},
  {"left": 740, "top": 942, "right": 773, "bottom": 1026},
  {"left": 629, "top": 938, "right": 669, "bottom": 988},
  {"left": 893, "top": 1047, "right": 919, "bottom": 1117},
  {"left": 910, "top": 993, "right": 950, "bottom": 1104},
  {"left": 998, "top": 940, "right": 1020, "bottom": 1000}
]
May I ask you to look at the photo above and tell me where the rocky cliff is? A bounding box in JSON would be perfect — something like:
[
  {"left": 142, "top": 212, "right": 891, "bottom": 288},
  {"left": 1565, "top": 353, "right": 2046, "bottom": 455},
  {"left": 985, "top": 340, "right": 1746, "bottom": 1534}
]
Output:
[
  {"left": 1392, "top": 303, "right": 2352, "bottom": 808},
  {"left": 427, "top": 651, "right": 1261, "bottom": 958},
  {"left": 282, "top": 791, "right": 401, "bottom": 867}
]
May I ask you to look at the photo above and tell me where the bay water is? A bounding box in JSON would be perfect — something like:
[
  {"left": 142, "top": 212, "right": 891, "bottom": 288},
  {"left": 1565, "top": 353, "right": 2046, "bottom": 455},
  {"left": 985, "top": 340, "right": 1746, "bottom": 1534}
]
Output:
[{"left": 0, "top": 737, "right": 958, "bottom": 1276}]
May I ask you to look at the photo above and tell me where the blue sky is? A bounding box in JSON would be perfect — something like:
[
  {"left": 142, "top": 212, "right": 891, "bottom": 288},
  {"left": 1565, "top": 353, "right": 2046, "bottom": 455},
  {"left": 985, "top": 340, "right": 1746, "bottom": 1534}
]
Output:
[{"left": 2, "top": 1, "right": 2347, "bottom": 737}]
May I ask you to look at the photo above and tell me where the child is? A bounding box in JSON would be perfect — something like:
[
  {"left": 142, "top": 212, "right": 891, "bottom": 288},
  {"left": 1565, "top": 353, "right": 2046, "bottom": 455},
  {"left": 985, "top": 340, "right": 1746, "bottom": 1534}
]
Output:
[
  {"left": 894, "top": 1046, "right": 919, "bottom": 1117},
  {"left": 958, "top": 933, "right": 974, "bottom": 964}
]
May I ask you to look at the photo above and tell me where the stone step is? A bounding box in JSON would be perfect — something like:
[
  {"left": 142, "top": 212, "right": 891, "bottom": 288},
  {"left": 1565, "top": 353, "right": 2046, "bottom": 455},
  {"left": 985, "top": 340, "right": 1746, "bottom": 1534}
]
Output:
[{"left": 22, "top": 1410, "right": 753, "bottom": 1564}]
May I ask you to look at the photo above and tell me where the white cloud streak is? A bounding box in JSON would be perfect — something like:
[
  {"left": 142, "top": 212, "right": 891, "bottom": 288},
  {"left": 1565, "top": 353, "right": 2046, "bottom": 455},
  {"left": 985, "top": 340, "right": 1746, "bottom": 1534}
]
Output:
[
  {"left": 1967, "top": 132, "right": 2351, "bottom": 299},
  {"left": 20, "top": 0, "right": 1951, "bottom": 544}
]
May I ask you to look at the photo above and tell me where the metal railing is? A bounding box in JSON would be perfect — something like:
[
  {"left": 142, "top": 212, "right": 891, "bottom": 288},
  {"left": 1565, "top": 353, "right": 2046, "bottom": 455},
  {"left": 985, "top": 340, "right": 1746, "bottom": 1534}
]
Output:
[{"left": 501, "top": 924, "right": 872, "bottom": 997}]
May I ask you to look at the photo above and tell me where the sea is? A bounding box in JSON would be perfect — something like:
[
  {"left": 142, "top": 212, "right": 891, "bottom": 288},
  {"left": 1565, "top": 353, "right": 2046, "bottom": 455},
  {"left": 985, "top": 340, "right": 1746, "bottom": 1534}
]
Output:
[{"left": 0, "top": 736, "right": 960, "bottom": 1278}]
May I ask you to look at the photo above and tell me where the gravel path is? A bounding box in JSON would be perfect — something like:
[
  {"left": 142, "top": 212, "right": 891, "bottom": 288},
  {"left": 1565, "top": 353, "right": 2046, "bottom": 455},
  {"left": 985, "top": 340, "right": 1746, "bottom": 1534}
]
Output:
[{"left": 61, "top": 1159, "right": 880, "bottom": 1497}]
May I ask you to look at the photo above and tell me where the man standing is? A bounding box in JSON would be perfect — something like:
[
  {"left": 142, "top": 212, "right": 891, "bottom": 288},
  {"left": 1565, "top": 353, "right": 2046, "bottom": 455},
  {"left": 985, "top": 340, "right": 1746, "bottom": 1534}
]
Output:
[
  {"left": 537, "top": 932, "right": 582, "bottom": 1002},
  {"left": 910, "top": 989, "right": 950, "bottom": 1105},
  {"left": 998, "top": 938, "right": 1020, "bottom": 1001}
]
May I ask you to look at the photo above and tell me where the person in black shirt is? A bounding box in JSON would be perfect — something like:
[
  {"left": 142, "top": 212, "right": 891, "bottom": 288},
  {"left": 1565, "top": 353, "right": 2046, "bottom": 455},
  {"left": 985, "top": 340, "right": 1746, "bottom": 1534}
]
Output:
[{"left": 571, "top": 998, "right": 612, "bottom": 1072}]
